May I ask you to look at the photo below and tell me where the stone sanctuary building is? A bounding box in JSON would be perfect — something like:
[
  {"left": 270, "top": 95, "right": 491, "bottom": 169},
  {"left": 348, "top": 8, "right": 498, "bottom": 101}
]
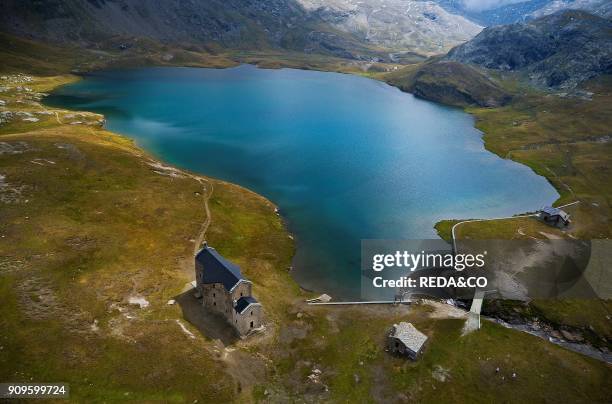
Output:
[
  {"left": 195, "top": 244, "right": 262, "bottom": 336},
  {"left": 387, "top": 322, "right": 428, "bottom": 360}
]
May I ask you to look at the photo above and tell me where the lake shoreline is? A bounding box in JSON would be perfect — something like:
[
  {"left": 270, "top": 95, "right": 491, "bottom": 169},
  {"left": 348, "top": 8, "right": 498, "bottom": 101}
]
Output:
[
  {"left": 44, "top": 64, "right": 559, "bottom": 298},
  {"left": 66, "top": 60, "right": 567, "bottom": 226}
]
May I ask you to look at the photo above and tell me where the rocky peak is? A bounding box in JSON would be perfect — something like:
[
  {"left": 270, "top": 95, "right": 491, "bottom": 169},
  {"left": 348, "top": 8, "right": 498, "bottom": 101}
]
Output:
[{"left": 446, "top": 10, "right": 612, "bottom": 88}]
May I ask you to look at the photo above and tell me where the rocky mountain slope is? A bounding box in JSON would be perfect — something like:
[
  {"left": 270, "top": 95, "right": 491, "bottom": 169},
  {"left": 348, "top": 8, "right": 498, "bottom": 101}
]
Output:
[
  {"left": 385, "top": 9, "right": 611, "bottom": 107},
  {"left": 385, "top": 59, "right": 511, "bottom": 107},
  {"left": 0, "top": 0, "right": 482, "bottom": 60},
  {"left": 297, "top": 0, "right": 482, "bottom": 55},
  {"left": 446, "top": 10, "right": 612, "bottom": 88},
  {"left": 529, "top": 0, "right": 612, "bottom": 19},
  {"left": 434, "top": 0, "right": 612, "bottom": 26},
  {"left": 0, "top": 0, "right": 358, "bottom": 58},
  {"left": 434, "top": 0, "right": 551, "bottom": 25}
]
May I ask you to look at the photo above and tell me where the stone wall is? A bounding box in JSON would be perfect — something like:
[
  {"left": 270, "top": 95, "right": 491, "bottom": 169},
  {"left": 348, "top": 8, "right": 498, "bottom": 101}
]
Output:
[
  {"left": 195, "top": 260, "right": 205, "bottom": 291},
  {"left": 387, "top": 335, "right": 418, "bottom": 360},
  {"left": 234, "top": 304, "right": 263, "bottom": 335},
  {"left": 230, "top": 281, "right": 251, "bottom": 302},
  {"left": 198, "top": 280, "right": 263, "bottom": 336},
  {"left": 201, "top": 283, "right": 232, "bottom": 316}
]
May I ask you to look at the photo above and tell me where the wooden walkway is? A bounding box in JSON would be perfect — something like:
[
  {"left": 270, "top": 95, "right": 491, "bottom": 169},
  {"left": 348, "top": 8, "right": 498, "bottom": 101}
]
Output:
[{"left": 307, "top": 299, "right": 412, "bottom": 306}]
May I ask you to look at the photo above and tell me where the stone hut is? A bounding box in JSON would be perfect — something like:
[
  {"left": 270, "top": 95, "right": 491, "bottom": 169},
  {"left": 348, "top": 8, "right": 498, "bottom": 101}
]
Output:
[
  {"left": 387, "top": 322, "right": 428, "bottom": 360},
  {"left": 195, "top": 244, "right": 262, "bottom": 336},
  {"left": 539, "top": 206, "right": 571, "bottom": 226}
]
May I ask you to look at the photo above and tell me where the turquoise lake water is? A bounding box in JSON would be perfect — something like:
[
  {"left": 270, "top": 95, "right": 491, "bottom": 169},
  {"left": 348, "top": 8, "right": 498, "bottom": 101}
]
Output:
[{"left": 45, "top": 65, "right": 559, "bottom": 297}]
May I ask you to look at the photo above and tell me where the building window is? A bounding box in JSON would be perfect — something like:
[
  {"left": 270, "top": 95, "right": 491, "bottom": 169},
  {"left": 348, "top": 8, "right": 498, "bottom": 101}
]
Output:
[
  {"left": 240, "top": 293, "right": 243, "bottom": 297},
  {"left": 250, "top": 321, "right": 254, "bottom": 328},
  {"left": 250, "top": 311, "right": 253, "bottom": 316},
  {"left": 213, "top": 302, "right": 216, "bottom": 306},
  {"left": 213, "top": 293, "right": 215, "bottom": 297}
]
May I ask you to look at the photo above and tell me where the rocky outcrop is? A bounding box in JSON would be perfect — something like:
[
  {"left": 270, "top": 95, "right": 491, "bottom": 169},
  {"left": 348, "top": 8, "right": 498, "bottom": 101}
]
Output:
[
  {"left": 446, "top": 10, "right": 612, "bottom": 89},
  {"left": 386, "top": 60, "right": 511, "bottom": 108}
]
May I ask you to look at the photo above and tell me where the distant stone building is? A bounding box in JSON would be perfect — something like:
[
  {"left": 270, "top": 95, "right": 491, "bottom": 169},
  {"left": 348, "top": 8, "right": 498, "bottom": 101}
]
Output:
[
  {"left": 195, "top": 244, "right": 262, "bottom": 336},
  {"left": 387, "top": 322, "right": 428, "bottom": 360},
  {"left": 539, "top": 206, "right": 571, "bottom": 226}
]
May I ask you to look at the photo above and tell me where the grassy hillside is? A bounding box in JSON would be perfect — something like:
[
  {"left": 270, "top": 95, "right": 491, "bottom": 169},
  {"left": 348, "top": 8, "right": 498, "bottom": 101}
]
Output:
[
  {"left": 0, "top": 32, "right": 240, "bottom": 75},
  {"left": 0, "top": 32, "right": 87, "bottom": 74},
  {"left": 0, "top": 31, "right": 409, "bottom": 82},
  {"left": 469, "top": 75, "right": 612, "bottom": 238},
  {"left": 0, "top": 74, "right": 294, "bottom": 401}
]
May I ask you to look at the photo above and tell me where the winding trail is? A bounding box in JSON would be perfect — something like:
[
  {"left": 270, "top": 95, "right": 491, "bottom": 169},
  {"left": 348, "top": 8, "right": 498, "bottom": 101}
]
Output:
[
  {"left": 53, "top": 111, "right": 62, "bottom": 124},
  {"left": 193, "top": 176, "right": 214, "bottom": 256}
]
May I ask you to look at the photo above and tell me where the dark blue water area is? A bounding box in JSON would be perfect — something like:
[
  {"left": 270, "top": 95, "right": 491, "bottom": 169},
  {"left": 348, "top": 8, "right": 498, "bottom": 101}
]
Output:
[{"left": 45, "top": 65, "right": 559, "bottom": 297}]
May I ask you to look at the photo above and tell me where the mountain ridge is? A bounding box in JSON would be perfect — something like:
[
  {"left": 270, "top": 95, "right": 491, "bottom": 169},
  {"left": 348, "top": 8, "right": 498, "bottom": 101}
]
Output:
[
  {"left": 297, "top": 0, "right": 482, "bottom": 54},
  {"left": 0, "top": 0, "right": 483, "bottom": 61},
  {"left": 433, "top": 0, "right": 612, "bottom": 26},
  {"left": 446, "top": 10, "right": 612, "bottom": 89},
  {"left": 385, "top": 9, "right": 611, "bottom": 108}
]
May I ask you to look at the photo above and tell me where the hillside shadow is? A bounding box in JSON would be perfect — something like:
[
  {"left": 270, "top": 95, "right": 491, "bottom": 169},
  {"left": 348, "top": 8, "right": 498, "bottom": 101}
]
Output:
[{"left": 175, "top": 288, "right": 239, "bottom": 345}]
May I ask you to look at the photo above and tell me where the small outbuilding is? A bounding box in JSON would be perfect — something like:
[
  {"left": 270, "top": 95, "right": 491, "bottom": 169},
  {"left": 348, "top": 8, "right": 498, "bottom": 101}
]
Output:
[
  {"left": 387, "top": 322, "right": 428, "bottom": 360},
  {"left": 539, "top": 206, "right": 571, "bottom": 226}
]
